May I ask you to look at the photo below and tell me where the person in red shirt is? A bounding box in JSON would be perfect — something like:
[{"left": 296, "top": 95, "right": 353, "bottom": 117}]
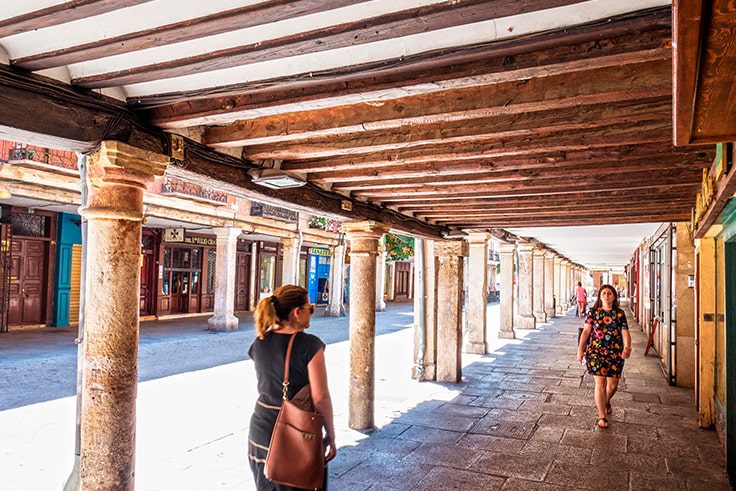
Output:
[{"left": 575, "top": 282, "right": 588, "bottom": 317}]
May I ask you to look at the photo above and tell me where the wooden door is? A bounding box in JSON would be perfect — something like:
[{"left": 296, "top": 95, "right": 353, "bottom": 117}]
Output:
[
  {"left": 235, "top": 252, "right": 250, "bottom": 311},
  {"left": 8, "top": 239, "right": 46, "bottom": 325},
  {"left": 394, "top": 261, "right": 411, "bottom": 301},
  {"left": 140, "top": 253, "right": 154, "bottom": 315}
]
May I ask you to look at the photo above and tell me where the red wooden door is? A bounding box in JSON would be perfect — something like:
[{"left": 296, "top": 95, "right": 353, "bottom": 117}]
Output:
[
  {"left": 8, "top": 239, "right": 46, "bottom": 325},
  {"left": 235, "top": 252, "right": 250, "bottom": 311},
  {"left": 140, "top": 253, "right": 154, "bottom": 315}
]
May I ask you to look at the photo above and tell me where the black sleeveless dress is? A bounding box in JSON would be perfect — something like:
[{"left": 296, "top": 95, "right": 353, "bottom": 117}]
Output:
[{"left": 247, "top": 331, "right": 326, "bottom": 491}]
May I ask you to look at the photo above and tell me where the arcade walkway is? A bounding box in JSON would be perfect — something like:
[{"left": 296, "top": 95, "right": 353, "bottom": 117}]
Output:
[{"left": 330, "top": 309, "right": 731, "bottom": 490}]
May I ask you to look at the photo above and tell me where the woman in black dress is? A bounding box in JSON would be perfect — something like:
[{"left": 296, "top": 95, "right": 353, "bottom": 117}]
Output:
[
  {"left": 577, "top": 284, "right": 632, "bottom": 429},
  {"left": 248, "top": 285, "right": 337, "bottom": 490}
]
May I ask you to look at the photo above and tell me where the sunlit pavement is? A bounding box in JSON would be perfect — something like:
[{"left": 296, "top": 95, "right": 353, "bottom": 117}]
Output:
[
  {"left": 0, "top": 303, "right": 497, "bottom": 490},
  {"left": 3, "top": 302, "right": 729, "bottom": 490}
]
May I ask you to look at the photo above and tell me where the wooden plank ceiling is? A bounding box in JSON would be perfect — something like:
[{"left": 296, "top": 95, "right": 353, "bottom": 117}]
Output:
[{"left": 0, "top": 0, "right": 715, "bottom": 233}]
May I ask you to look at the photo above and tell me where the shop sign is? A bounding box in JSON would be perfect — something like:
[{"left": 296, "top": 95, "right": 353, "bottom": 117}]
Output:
[
  {"left": 250, "top": 203, "right": 298, "bottom": 222},
  {"left": 310, "top": 247, "right": 330, "bottom": 257},
  {"left": 184, "top": 235, "right": 217, "bottom": 247},
  {"left": 160, "top": 177, "right": 228, "bottom": 205},
  {"left": 163, "top": 228, "right": 185, "bottom": 242}
]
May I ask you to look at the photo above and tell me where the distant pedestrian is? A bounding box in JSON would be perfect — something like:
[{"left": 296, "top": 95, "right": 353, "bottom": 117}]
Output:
[
  {"left": 576, "top": 285, "right": 632, "bottom": 429},
  {"left": 248, "top": 285, "right": 336, "bottom": 490},
  {"left": 575, "top": 282, "right": 588, "bottom": 317}
]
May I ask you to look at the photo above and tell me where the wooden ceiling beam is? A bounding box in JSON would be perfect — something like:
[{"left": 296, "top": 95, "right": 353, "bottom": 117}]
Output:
[
  {"left": 252, "top": 118, "right": 672, "bottom": 161},
  {"left": 281, "top": 126, "right": 675, "bottom": 170},
  {"left": 142, "top": 9, "right": 671, "bottom": 127},
  {"left": 240, "top": 100, "right": 671, "bottom": 159},
  {"left": 209, "top": 60, "right": 671, "bottom": 149},
  {"left": 375, "top": 182, "right": 699, "bottom": 204},
  {"left": 308, "top": 145, "right": 712, "bottom": 181},
  {"left": 405, "top": 196, "right": 694, "bottom": 214},
  {"left": 424, "top": 203, "right": 693, "bottom": 220},
  {"left": 354, "top": 172, "right": 702, "bottom": 199},
  {"left": 0, "top": 0, "right": 151, "bottom": 38},
  {"left": 280, "top": 131, "right": 684, "bottom": 173},
  {"left": 449, "top": 213, "right": 692, "bottom": 229},
  {"left": 72, "top": 0, "right": 582, "bottom": 88},
  {"left": 12, "top": 0, "right": 363, "bottom": 71},
  {"left": 328, "top": 158, "right": 706, "bottom": 192}
]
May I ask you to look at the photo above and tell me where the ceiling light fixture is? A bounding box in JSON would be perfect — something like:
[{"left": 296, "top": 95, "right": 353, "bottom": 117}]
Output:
[{"left": 251, "top": 169, "right": 307, "bottom": 190}]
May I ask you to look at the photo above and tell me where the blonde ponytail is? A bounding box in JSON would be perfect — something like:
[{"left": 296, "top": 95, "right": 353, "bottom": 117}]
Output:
[{"left": 254, "top": 284, "right": 309, "bottom": 339}]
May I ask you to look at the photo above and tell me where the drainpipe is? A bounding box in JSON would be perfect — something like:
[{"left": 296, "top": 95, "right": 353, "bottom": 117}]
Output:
[{"left": 64, "top": 153, "right": 87, "bottom": 491}]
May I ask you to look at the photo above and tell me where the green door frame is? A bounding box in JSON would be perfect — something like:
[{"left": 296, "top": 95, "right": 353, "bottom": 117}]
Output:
[
  {"left": 721, "top": 201, "right": 736, "bottom": 483},
  {"left": 724, "top": 239, "right": 736, "bottom": 483}
]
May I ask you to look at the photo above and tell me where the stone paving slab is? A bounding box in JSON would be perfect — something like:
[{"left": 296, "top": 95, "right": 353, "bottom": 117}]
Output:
[{"left": 328, "top": 305, "right": 731, "bottom": 490}]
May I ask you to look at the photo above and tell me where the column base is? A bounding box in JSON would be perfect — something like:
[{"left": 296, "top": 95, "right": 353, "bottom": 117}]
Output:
[
  {"left": 516, "top": 315, "right": 536, "bottom": 330},
  {"left": 376, "top": 300, "right": 386, "bottom": 312},
  {"left": 325, "top": 304, "right": 346, "bottom": 317},
  {"left": 463, "top": 341, "right": 487, "bottom": 354},
  {"left": 498, "top": 330, "right": 516, "bottom": 339},
  {"left": 534, "top": 311, "right": 547, "bottom": 323},
  {"left": 207, "top": 314, "right": 239, "bottom": 332},
  {"left": 545, "top": 308, "right": 556, "bottom": 318}
]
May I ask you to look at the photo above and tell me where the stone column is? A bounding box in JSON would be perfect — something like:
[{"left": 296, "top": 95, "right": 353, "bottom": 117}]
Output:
[
  {"left": 208, "top": 227, "right": 241, "bottom": 332},
  {"left": 376, "top": 235, "right": 387, "bottom": 311},
  {"left": 464, "top": 233, "right": 490, "bottom": 354},
  {"left": 532, "top": 246, "right": 547, "bottom": 323},
  {"left": 554, "top": 256, "right": 563, "bottom": 315},
  {"left": 325, "top": 242, "right": 346, "bottom": 317},
  {"left": 516, "top": 243, "right": 536, "bottom": 329},
  {"left": 561, "top": 260, "right": 571, "bottom": 311},
  {"left": 544, "top": 253, "right": 555, "bottom": 318},
  {"left": 499, "top": 242, "right": 516, "bottom": 339},
  {"left": 281, "top": 236, "right": 301, "bottom": 285},
  {"left": 434, "top": 240, "right": 467, "bottom": 382},
  {"left": 343, "top": 221, "right": 389, "bottom": 430},
  {"left": 79, "top": 141, "right": 167, "bottom": 490},
  {"left": 413, "top": 239, "right": 437, "bottom": 380}
]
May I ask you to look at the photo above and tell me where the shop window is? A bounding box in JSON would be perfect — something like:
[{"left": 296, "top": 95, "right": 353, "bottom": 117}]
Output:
[
  {"left": 191, "top": 248, "right": 201, "bottom": 269},
  {"left": 164, "top": 247, "right": 171, "bottom": 268},
  {"left": 173, "top": 248, "right": 190, "bottom": 269},
  {"left": 260, "top": 255, "right": 276, "bottom": 295},
  {"left": 192, "top": 271, "right": 200, "bottom": 295},
  {"left": 207, "top": 250, "right": 216, "bottom": 294}
]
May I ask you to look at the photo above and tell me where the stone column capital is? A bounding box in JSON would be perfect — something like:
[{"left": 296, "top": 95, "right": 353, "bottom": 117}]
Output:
[
  {"left": 517, "top": 242, "right": 535, "bottom": 253},
  {"left": 465, "top": 232, "right": 492, "bottom": 245},
  {"left": 499, "top": 242, "right": 516, "bottom": 254},
  {"left": 342, "top": 220, "right": 390, "bottom": 238},
  {"left": 212, "top": 227, "right": 242, "bottom": 240},
  {"left": 281, "top": 236, "right": 301, "bottom": 248},
  {"left": 81, "top": 141, "right": 168, "bottom": 222},
  {"left": 532, "top": 246, "right": 547, "bottom": 258},
  {"left": 553, "top": 255, "right": 563, "bottom": 264},
  {"left": 561, "top": 259, "right": 571, "bottom": 265},
  {"left": 434, "top": 239, "right": 468, "bottom": 257}
]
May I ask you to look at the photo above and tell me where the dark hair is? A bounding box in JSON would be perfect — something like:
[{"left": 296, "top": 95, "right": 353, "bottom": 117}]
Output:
[
  {"left": 592, "top": 284, "right": 619, "bottom": 311},
  {"left": 577, "top": 282, "right": 582, "bottom": 287},
  {"left": 254, "top": 284, "right": 309, "bottom": 339}
]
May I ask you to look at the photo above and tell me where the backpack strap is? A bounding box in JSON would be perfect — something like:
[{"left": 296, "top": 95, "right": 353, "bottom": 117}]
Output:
[{"left": 281, "top": 333, "right": 297, "bottom": 400}]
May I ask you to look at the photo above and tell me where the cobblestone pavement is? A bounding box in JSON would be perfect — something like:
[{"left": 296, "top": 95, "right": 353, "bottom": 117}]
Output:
[
  {"left": 1, "top": 303, "right": 729, "bottom": 490},
  {"left": 330, "top": 306, "right": 732, "bottom": 491}
]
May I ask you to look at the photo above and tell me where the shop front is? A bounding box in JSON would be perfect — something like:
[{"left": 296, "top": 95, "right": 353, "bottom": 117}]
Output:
[{"left": 0, "top": 206, "right": 57, "bottom": 330}]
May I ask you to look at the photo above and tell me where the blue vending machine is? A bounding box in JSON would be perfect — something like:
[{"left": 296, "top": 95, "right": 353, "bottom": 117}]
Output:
[{"left": 307, "top": 248, "right": 331, "bottom": 304}]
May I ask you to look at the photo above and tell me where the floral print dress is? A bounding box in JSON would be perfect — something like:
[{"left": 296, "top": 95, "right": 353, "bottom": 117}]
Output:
[{"left": 584, "top": 307, "right": 628, "bottom": 378}]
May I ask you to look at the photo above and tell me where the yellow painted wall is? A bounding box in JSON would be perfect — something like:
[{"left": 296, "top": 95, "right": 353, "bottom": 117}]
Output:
[
  {"left": 675, "top": 223, "right": 695, "bottom": 388},
  {"left": 697, "top": 237, "right": 717, "bottom": 427}
]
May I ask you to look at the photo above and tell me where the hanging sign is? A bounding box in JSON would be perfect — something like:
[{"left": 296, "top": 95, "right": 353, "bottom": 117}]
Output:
[{"left": 250, "top": 203, "right": 298, "bottom": 222}]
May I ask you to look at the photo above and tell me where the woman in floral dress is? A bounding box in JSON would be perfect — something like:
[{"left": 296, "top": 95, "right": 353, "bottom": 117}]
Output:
[{"left": 577, "top": 285, "right": 632, "bottom": 428}]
